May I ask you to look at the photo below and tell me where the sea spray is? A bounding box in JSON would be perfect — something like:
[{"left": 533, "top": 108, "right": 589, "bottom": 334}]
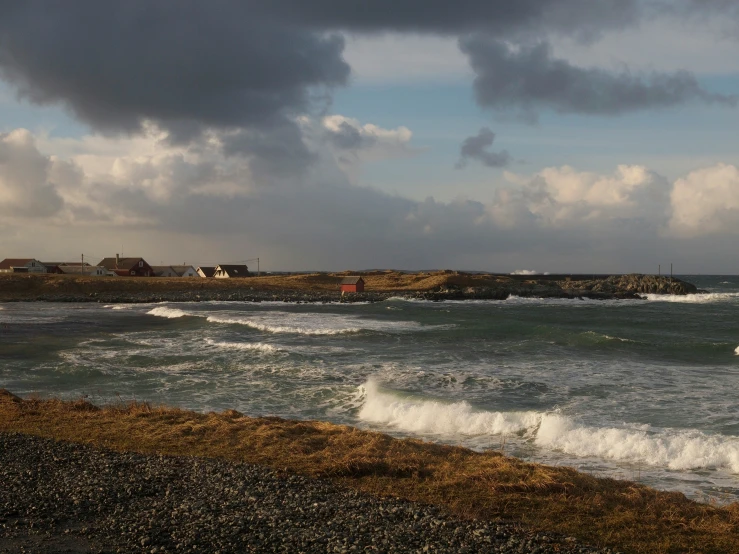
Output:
[
  {"left": 357, "top": 380, "right": 541, "bottom": 436},
  {"left": 536, "top": 415, "right": 739, "bottom": 472},
  {"left": 147, "top": 307, "right": 189, "bottom": 318}
]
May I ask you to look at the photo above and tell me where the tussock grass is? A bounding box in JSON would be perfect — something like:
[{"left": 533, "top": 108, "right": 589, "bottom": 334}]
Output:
[
  {"left": 2, "top": 389, "right": 737, "bottom": 553},
  {"left": 0, "top": 271, "right": 514, "bottom": 299}
]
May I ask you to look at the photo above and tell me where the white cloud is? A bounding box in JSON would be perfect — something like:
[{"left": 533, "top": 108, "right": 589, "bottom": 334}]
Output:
[
  {"left": 669, "top": 163, "right": 739, "bottom": 236},
  {"left": 498, "top": 164, "right": 670, "bottom": 228},
  {"left": 0, "top": 129, "right": 64, "bottom": 217}
]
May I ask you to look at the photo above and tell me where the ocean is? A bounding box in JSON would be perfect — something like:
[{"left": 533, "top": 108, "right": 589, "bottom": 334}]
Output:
[{"left": 2, "top": 275, "right": 739, "bottom": 504}]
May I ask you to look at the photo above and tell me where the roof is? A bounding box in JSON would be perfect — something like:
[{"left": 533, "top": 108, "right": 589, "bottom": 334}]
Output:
[
  {"left": 40, "top": 262, "right": 64, "bottom": 268},
  {"left": 98, "top": 257, "right": 147, "bottom": 271},
  {"left": 197, "top": 266, "right": 216, "bottom": 277},
  {"left": 216, "top": 264, "right": 249, "bottom": 277},
  {"left": 0, "top": 258, "right": 37, "bottom": 270},
  {"left": 150, "top": 265, "right": 176, "bottom": 276},
  {"left": 170, "top": 265, "right": 196, "bottom": 275},
  {"left": 340, "top": 276, "right": 364, "bottom": 285}
]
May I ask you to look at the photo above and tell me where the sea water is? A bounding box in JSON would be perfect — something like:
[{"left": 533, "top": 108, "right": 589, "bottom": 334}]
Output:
[{"left": 2, "top": 275, "right": 739, "bottom": 503}]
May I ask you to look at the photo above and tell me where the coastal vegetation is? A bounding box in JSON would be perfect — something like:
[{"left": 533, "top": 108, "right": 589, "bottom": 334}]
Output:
[
  {"left": 0, "top": 271, "right": 697, "bottom": 302},
  {"left": 1, "top": 390, "right": 736, "bottom": 554}
]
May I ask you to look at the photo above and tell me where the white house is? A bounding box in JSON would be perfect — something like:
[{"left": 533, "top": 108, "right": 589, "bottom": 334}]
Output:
[
  {"left": 213, "top": 264, "right": 249, "bottom": 278},
  {"left": 171, "top": 265, "right": 200, "bottom": 277},
  {"left": 151, "top": 265, "right": 179, "bottom": 277},
  {"left": 59, "top": 264, "right": 107, "bottom": 276},
  {"left": 0, "top": 258, "right": 46, "bottom": 273}
]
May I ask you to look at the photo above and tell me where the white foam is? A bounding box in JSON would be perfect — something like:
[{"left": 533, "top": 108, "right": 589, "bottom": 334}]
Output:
[
  {"left": 205, "top": 311, "right": 425, "bottom": 335},
  {"left": 147, "top": 306, "right": 188, "bottom": 318},
  {"left": 582, "top": 331, "right": 636, "bottom": 343},
  {"left": 735, "top": 346, "right": 739, "bottom": 356},
  {"left": 358, "top": 381, "right": 739, "bottom": 473},
  {"left": 536, "top": 415, "right": 739, "bottom": 472},
  {"left": 641, "top": 292, "right": 739, "bottom": 304},
  {"left": 205, "top": 338, "right": 281, "bottom": 353},
  {"left": 205, "top": 315, "right": 360, "bottom": 335},
  {"left": 358, "top": 380, "right": 541, "bottom": 436}
]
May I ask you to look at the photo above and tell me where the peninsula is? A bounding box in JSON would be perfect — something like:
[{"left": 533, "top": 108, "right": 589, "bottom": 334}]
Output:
[{"left": 0, "top": 271, "right": 698, "bottom": 303}]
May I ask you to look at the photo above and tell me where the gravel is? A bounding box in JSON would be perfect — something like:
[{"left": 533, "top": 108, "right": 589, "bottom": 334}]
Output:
[{"left": 0, "top": 433, "right": 618, "bottom": 553}]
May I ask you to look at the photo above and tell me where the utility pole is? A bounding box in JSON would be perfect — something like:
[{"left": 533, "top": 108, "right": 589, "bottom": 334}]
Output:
[
  {"left": 670, "top": 263, "right": 673, "bottom": 290},
  {"left": 658, "top": 264, "right": 660, "bottom": 277},
  {"left": 81, "top": 253, "right": 84, "bottom": 276}
]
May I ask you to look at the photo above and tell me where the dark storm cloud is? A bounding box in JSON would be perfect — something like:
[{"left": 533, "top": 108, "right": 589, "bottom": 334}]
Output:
[
  {"left": 0, "top": 1, "right": 350, "bottom": 138},
  {"left": 460, "top": 37, "right": 738, "bottom": 120},
  {"left": 255, "top": 0, "right": 641, "bottom": 39},
  {"left": 455, "top": 127, "right": 511, "bottom": 169}
]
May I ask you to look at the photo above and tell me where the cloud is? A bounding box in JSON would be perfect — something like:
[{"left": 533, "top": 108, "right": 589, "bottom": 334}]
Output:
[
  {"left": 459, "top": 37, "right": 737, "bottom": 121},
  {"left": 496, "top": 164, "right": 671, "bottom": 228},
  {"left": 669, "top": 163, "right": 739, "bottom": 236},
  {"left": 5, "top": 123, "right": 716, "bottom": 272},
  {"left": 0, "top": 2, "right": 350, "bottom": 140},
  {"left": 0, "top": 129, "right": 65, "bottom": 217},
  {"left": 456, "top": 127, "right": 511, "bottom": 169}
]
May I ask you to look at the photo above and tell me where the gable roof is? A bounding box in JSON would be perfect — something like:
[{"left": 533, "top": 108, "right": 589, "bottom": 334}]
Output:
[
  {"left": 97, "top": 257, "right": 148, "bottom": 271},
  {"left": 170, "top": 265, "right": 196, "bottom": 275},
  {"left": 215, "top": 264, "right": 249, "bottom": 277},
  {"left": 0, "top": 258, "right": 38, "bottom": 270},
  {"left": 197, "top": 266, "right": 216, "bottom": 277},
  {"left": 150, "top": 265, "right": 177, "bottom": 276},
  {"left": 340, "top": 276, "right": 364, "bottom": 285}
]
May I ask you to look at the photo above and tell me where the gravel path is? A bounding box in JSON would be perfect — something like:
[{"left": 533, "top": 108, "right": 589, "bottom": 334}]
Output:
[{"left": 0, "top": 433, "right": 617, "bottom": 553}]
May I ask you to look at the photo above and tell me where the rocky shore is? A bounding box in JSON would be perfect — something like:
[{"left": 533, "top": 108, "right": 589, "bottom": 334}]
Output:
[
  {"left": 0, "top": 273, "right": 698, "bottom": 304},
  {"left": 0, "top": 433, "right": 616, "bottom": 554}
]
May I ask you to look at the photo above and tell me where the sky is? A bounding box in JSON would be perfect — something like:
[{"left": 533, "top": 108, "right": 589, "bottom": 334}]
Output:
[{"left": 1, "top": 1, "right": 738, "bottom": 273}]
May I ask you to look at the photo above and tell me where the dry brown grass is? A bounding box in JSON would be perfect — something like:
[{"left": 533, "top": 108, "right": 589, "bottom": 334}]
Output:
[
  {"left": 1, "top": 389, "right": 737, "bottom": 553},
  {"left": 0, "top": 271, "right": 518, "bottom": 299}
]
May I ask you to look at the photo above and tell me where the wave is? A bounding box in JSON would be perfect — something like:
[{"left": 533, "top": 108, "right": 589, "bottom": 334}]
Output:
[
  {"left": 205, "top": 338, "right": 282, "bottom": 353},
  {"left": 205, "top": 315, "right": 361, "bottom": 335},
  {"left": 641, "top": 292, "right": 739, "bottom": 304},
  {"left": 147, "top": 307, "right": 189, "bottom": 318},
  {"left": 205, "top": 311, "right": 427, "bottom": 336},
  {"left": 581, "top": 331, "right": 637, "bottom": 343},
  {"left": 358, "top": 380, "right": 541, "bottom": 436},
  {"left": 357, "top": 381, "right": 739, "bottom": 472}
]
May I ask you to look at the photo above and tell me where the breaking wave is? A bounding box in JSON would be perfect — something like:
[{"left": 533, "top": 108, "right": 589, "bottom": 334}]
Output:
[
  {"left": 642, "top": 292, "right": 739, "bottom": 304},
  {"left": 205, "top": 315, "right": 361, "bottom": 335},
  {"left": 147, "top": 307, "right": 189, "bottom": 318},
  {"left": 205, "top": 338, "right": 282, "bottom": 353},
  {"left": 357, "top": 381, "right": 739, "bottom": 472}
]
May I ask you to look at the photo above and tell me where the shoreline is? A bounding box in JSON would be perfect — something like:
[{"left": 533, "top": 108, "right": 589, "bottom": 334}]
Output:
[
  {"left": 2, "top": 390, "right": 737, "bottom": 553},
  {"left": 0, "top": 272, "right": 699, "bottom": 304}
]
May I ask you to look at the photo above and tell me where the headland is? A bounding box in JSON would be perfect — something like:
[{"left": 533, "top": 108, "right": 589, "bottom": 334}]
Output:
[{"left": 0, "top": 271, "right": 698, "bottom": 303}]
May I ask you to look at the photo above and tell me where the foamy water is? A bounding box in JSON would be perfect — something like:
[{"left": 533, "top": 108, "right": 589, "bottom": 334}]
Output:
[
  {"left": 4, "top": 274, "right": 739, "bottom": 503},
  {"left": 358, "top": 381, "right": 739, "bottom": 473}
]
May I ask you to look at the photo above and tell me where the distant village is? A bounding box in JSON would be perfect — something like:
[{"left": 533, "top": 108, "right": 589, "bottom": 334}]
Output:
[
  {"left": 0, "top": 255, "right": 248, "bottom": 279},
  {"left": 0, "top": 256, "right": 367, "bottom": 292}
]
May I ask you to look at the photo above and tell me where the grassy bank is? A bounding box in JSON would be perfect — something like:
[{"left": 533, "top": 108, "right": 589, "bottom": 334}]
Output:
[
  {"left": 0, "top": 270, "right": 509, "bottom": 299},
  {"left": 1, "top": 390, "right": 736, "bottom": 553}
]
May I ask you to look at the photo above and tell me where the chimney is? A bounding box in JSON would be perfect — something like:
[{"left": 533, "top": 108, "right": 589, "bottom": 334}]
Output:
[{"left": 115, "top": 253, "right": 120, "bottom": 268}]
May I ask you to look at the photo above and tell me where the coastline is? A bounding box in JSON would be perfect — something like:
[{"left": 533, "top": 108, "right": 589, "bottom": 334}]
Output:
[
  {"left": 2, "top": 390, "right": 737, "bottom": 554},
  {"left": 0, "top": 272, "right": 698, "bottom": 303}
]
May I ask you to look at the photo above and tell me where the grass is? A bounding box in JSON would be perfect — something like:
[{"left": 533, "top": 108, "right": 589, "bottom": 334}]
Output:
[
  {"left": 0, "top": 271, "right": 516, "bottom": 299},
  {"left": 2, "top": 389, "right": 738, "bottom": 553}
]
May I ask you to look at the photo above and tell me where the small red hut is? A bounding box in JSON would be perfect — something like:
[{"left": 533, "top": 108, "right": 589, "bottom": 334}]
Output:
[{"left": 340, "top": 276, "right": 365, "bottom": 293}]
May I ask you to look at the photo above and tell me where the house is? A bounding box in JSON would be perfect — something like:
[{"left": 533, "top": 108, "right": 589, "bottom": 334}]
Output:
[
  {"left": 151, "top": 265, "right": 179, "bottom": 277},
  {"left": 340, "top": 276, "right": 365, "bottom": 293},
  {"left": 40, "top": 262, "right": 65, "bottom": 274},
  {"left": 170, "top": 265, "right": 199, "bottom": 277},
  {"left": 97, "top": 254, "right": 154, "bottom": 277},
  {"left": 0, "top": 259, "right": 46, "bottom": 273},
  {"left": 197, "top": 266, "right": 216, "bottom": 278},
  {"left": 213, "top": 264, "right": 249, "bottom": 278},
  {"left": 58, "top": 264, "right": 107, "bottom": 276}
]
